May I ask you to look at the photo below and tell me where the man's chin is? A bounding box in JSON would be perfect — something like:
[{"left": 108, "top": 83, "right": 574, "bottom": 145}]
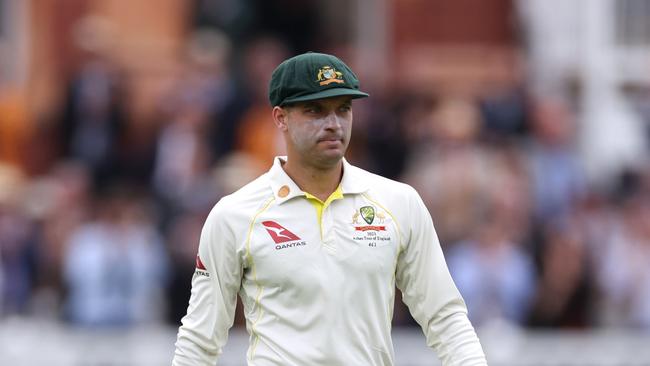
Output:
[{"left": 314, "top": 150, "right": 345, "bottom": 168}]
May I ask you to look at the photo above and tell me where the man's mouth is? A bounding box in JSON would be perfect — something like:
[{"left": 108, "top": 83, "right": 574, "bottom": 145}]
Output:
[{"left": 318, "top": 136, "right": 342, "bottom": 143}]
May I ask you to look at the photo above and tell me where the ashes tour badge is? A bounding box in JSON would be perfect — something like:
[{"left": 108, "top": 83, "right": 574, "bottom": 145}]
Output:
[{"left": 360, "top": 206, "right": 375, "bottom": 225}]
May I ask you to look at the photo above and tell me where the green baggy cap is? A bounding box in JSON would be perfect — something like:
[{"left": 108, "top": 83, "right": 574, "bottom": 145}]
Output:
[{"left": 269, "top": 52, "right": 369, "bottom": 107}]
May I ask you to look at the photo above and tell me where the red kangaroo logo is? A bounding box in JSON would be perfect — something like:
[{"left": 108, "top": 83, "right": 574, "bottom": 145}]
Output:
[{"left": 262, "top": 221, "right": 301, "bottom": 243}]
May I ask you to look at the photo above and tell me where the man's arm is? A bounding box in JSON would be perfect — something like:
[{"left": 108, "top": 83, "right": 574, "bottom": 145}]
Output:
[
  {"left": 173, "top": 203, "right": 243, "bottom": 366},
  {"left": 395, "top": 187, "right": 487, "bottom": 365}
]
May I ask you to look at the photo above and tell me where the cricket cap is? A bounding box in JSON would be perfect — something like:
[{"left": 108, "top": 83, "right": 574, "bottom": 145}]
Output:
[{"left": 269, "top": 52, "right": 369, "bottom": 107}]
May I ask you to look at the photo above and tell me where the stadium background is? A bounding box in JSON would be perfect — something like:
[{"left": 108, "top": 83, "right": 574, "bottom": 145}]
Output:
[{"left": 2, "top": 0, "right": 650, "bottom": 364}]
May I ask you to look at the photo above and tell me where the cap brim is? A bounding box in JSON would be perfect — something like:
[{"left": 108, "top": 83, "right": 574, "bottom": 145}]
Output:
[{"left": 280, "top": 88, "right": 369, "bottom": 106}]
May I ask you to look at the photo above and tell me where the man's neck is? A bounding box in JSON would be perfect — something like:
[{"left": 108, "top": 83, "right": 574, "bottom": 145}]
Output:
[{"left": 281, "top": 158, "right": 343, "bottom": 202}]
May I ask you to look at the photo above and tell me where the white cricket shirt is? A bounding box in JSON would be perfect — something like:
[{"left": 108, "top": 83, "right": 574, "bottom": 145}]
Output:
[{"left": 173, "top": 157, "right": 487, "bottom": 365}]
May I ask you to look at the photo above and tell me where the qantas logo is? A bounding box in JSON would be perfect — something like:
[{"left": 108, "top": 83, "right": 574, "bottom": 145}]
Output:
[
  {"left": 261, "top": 221, "right": 306, "bottom": 250},
  {"left": 196, "top": 255, "right": 206, "bottom": 270},
  {"left": 262, "top": 221, "right": 301, "bottom": 243},
  {"left": 194, "top": 255, "right": 209, "bottom": 277}
]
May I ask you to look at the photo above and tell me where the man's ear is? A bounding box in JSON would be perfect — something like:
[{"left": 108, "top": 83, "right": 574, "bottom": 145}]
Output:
[{"left": 272, "top": 106, "right": 289, "bottom": 131}]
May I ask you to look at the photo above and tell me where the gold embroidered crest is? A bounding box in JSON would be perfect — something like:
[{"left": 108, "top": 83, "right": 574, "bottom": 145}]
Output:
[{"left": 316, "top": 66, "right": 344, "bottom": 86}]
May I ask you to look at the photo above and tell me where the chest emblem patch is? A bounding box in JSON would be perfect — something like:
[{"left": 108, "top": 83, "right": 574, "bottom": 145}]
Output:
[
  {"left": 352, "top": 206, "right": 386, "bottom": 231},
  {"left": 262, "top": 221, "right": 307, "bottom": 250},
  {"left": 350, "top": 206, "right": 392, "bottom": 247},
  {"left": 360, "top": 206, "right": 374, "bottom": 224}
]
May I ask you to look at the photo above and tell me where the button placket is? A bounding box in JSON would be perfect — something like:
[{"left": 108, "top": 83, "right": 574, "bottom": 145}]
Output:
[{"left": 321, "top": 205, "right": 336, "bottom": 252}]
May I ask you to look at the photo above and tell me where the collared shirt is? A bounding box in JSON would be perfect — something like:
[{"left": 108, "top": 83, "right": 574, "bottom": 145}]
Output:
[{"left": 173, "top": 157, "right": 487, "bottom": 366}]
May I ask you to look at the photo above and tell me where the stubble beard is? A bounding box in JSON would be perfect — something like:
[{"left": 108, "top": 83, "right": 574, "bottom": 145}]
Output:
[
  {"left": 291, "top": 137, "right": 347, "bottom": 171},
  {"left": 285, "top": 116, "right": 351, "bottom": 171}
]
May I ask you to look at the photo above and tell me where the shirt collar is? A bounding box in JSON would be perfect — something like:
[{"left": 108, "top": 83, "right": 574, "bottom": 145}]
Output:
[
  {"left": 340, "top": 158, "right": 370, "bottom": 194},
  {"left": 267, "top": 156, "right": 369, "bottom": 204}
]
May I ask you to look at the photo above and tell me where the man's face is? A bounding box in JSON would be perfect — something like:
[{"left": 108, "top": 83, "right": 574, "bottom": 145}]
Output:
[{"left": 276, "top": 96, "right": 353, "bottom": 169}]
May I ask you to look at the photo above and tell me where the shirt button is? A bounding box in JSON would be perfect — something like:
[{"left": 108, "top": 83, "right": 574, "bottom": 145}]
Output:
[{"left": 278, "top": 185, "right": 290, "bottom": 198}]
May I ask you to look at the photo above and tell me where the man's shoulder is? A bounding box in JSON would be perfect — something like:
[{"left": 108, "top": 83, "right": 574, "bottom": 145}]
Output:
[
  {"left": 349, "top": 164, "right": 417, "bottom": 197},
  {"left": 210, "top": 173, "right": 275, "bottom": 220}
]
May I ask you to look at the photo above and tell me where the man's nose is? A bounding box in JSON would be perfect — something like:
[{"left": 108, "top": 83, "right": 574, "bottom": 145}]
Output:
[{"left": 323, "top": 112, "right": 342, "bottom": 130}]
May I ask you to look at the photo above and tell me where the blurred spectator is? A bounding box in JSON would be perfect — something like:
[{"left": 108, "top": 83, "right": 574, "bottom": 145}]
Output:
[
  {"left": 165, "top": 210, "right": 205, "bottom": 324},
  {"left": 63, "top": 185, "right": 169, "bottom": 327},
  {"left": 152, "top": 90, "right": 217, "bottom": 216},
  {"left": 0, "top": 164, "right": 37, "bottom": 315},
  {"left": 192, "top": 0, "right": 254, "bottom": 42},
  {"left": 403, "top": 97, "right": 492, "bottom": 245},
  {"left": 625, "top": 84, "right": 650, "bottom": 146},
  {"left": 446, "top": 148, "right": 536, "bottom": 326},
  {"left": 234, "top": 37, "right": 289, "bottom": 172},
  {"left": 479, "top": 85, "right": 530, "bottom": 139},
  {"left": 0, "top": 88, "right": 30, "bottom": 169},
  {"left": 525, "top": 96, "right": 586, "bottom": 221},
  {"left": 595, "top": 168, "right": 650, "bottom": 329},
  {"left": 211, "top": 152, "right": 266, "bottom": 196},
  {"left": 59, "top": 16, "right": 128, "bottom": 188},
  {"left": 447, "top": 212, "right": 536, "bottom": 327},
  {"left": 180, "top": 28, "right": 248, "bottom": 163},
  {"left": 151, "top": 29, "right": 247, "bottom": 220},
  {"left": 26, "top": 162, "right": 92, "bottom": 318},
  {"left": 248, "top": 0, "right": 321, "bottom": 52},
  {"left": 359, "top": 91, "right": 416, "bottom": 180},
  {"left": 528, "top": 218, "right": 593, "bottom": 328},
  {"left": 192, "top": 0, "right": 321, "bottom": 53}
]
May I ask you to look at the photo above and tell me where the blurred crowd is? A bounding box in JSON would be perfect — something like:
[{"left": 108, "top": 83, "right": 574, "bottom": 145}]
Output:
[{"left": 2, "top": 4, "right": 650, "bottom": 333}]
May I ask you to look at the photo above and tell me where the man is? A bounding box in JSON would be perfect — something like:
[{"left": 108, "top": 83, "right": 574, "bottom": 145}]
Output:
[{"left": 173, "top": 52, "right": 487, "bottom": 365}]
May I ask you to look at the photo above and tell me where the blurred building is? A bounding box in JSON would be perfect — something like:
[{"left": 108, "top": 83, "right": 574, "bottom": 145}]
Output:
[{"left": 519, "top": 0, "right": 650, "bottom": 187}]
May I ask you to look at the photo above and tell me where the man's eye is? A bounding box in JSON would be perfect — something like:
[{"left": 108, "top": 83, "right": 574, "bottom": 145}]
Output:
[{"left": 340, "top": 105, "right": 351, "bottom": 112}]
